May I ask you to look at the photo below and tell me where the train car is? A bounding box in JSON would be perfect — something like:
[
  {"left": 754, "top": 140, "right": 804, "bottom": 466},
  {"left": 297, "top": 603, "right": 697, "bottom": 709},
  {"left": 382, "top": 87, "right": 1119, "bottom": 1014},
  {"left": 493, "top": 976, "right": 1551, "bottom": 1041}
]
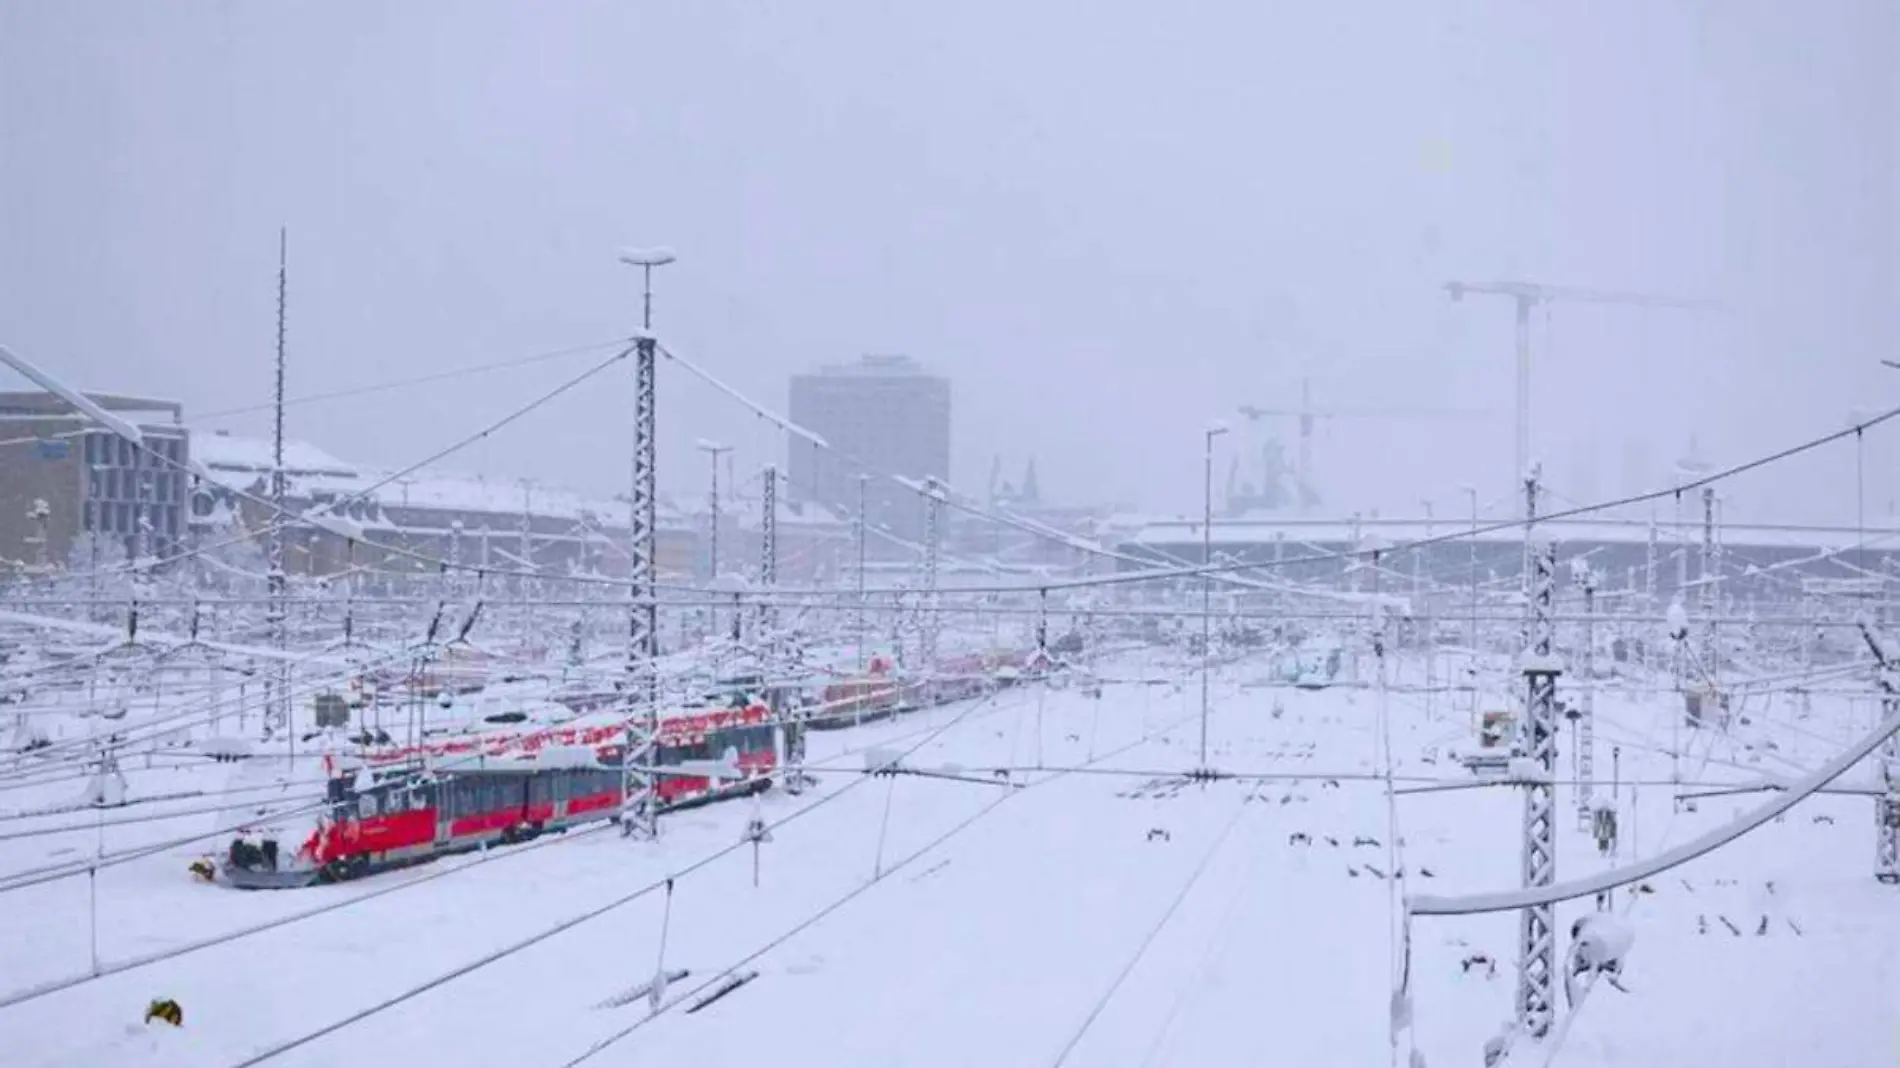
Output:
[
  {"left": 222, "top": 701, "right": 774, "bottom": 888},
  {"left": 809, "top": 646, "right": 1039, "bottom": 729},
  {"left": 926, "top": 652, "right": 998, "bottom": 705},
  {"left": 809, "top": 655, "right": 903, "bottom": 730}
]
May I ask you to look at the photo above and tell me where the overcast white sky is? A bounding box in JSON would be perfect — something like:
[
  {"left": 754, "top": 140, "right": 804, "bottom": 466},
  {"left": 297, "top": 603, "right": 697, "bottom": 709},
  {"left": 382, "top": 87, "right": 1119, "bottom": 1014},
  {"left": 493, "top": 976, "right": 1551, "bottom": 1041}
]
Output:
[{"left": 3, "top": 1, "right": 1895, "bottom": 522}]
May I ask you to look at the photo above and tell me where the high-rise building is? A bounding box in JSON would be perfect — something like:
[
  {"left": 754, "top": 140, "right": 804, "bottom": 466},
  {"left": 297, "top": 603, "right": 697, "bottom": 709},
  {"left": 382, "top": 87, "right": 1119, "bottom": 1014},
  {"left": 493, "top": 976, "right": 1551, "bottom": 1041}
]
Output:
[{"left": 787, "top": 355, "right": 950, "bottom": 541}]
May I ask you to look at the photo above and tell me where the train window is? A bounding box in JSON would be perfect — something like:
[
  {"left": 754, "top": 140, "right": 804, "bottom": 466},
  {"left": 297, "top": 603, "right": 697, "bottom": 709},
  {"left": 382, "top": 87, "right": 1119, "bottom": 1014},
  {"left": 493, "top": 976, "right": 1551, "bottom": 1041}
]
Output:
[{"left": 359, "top": 793, "right": 379, "bottom": 819}]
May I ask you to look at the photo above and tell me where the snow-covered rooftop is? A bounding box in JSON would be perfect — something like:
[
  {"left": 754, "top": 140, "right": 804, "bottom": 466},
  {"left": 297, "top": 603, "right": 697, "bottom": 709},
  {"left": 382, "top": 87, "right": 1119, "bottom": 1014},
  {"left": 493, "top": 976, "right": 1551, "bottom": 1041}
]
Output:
[
  {"left": 1122, "top": 514, "right": 1900, "bottom": 554},
  {"left": 190, "top": 432, "right": 690, "bottom": 530},
  {"left": 193, "top": 431, "right": 355, "bottom": 477}
]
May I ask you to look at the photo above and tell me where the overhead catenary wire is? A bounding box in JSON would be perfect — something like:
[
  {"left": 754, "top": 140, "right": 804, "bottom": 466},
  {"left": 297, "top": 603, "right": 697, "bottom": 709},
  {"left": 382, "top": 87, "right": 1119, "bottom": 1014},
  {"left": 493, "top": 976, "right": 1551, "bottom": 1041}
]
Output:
[
  {"left": 19, "top": 388, "right": 1894, "bottom": 615},
  {"left": 7, "top": 326, "right": 1892, "bottom": 1064}
]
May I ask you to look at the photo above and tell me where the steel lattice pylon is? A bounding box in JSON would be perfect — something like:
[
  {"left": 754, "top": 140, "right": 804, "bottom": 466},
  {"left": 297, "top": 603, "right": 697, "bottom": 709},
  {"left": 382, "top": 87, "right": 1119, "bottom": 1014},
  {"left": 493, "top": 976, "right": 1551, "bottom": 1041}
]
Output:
[
  {"left": 1517, "top": 538, "right": 1561, "bottom": 1038},
  {"left": 1857, "top": 626, "right": 1899, "bottom": 884},
  {"left": 622, "top": 335, "right": 660, "bottom": 839},
  {"left": 1877, "top": 692, "right": 1899, "bottom": 884},
  {"left": 1701, "top": 487, "right": 1719, "bottom": 704},
  {"left": 920, "top": 477, "right": 942, "bottom": 679},
  {"left": 759, "top": 464, "right": 777, "bottom": 632},
  {"left": 267, "top": 229, "right": 290, "bottom": 740},
  {"left": 1576, "top": 570, "right": 1596, "bottom": 829}
]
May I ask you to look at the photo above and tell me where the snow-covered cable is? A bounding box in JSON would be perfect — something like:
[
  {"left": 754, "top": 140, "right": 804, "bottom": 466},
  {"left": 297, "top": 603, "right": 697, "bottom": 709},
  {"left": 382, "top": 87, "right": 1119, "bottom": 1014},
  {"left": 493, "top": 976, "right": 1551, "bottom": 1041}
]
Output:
[{"left": 1408, "top": 698, "right": 1900, "bottom": 915}]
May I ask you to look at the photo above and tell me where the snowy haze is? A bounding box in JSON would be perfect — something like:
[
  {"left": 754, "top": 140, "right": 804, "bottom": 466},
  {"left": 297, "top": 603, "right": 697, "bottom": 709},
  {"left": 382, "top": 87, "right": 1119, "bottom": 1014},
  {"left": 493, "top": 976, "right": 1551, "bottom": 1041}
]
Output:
[{"left": 2, "top": 2, "right": 1897, "bottom": 521}]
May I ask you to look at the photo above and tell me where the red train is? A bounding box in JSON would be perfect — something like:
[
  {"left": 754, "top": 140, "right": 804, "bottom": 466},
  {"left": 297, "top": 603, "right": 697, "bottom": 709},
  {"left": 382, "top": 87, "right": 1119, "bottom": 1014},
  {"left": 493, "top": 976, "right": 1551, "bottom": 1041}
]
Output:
[
  {"left": 808, "top": 648, "right": 1034, "bottom": 730},
  {"left": 812, "top": 655, "right": 904, "bottom": 728},
  {"left": 223, "top": 702, "right": 774, "bottom": 888}
]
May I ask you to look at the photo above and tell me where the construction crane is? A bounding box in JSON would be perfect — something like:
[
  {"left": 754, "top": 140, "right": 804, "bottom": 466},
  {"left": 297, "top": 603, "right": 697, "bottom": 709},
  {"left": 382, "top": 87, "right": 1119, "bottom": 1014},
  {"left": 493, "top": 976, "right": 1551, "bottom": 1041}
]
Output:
[
  {"left": 1444, "top": 280, "right": 1717, "bottom": 514},
  {"left": 1238, "top": 378, "right": 1486, "bottom": 512}
]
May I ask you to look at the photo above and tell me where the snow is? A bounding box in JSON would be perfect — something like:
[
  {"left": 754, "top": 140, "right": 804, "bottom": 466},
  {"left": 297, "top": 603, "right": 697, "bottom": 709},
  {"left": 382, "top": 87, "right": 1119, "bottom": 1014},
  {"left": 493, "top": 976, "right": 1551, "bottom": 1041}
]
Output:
[
  {"left": 617, "top": 247, "right": 677, "bottom": 267},
  {"left": 1665, "top": 601, "right": 1690, "bottom": 641},
  {"left": 1571, "top": 912, "right": 1636, "bottom": 972},
  {"left": 191, "top": 434, "right": 354, "bottom": 478},
  {"left": 192, "top": 433, "right": 688, "bottom": 531},
  {"left": 0, "top": 652, "right": 1895, "bottom": 1067},
  {"left": 297, "top": 509, "right": 362, "bottom": 541},
  {"left": 1519, "top": 651, "right": 1565, "bottom": 675}
]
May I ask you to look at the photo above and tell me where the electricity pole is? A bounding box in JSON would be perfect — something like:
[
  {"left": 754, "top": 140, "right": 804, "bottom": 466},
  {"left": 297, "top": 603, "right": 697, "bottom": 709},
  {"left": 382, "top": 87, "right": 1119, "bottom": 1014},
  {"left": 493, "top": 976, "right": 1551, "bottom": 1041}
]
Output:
[
  {"left": 617, "top": 246, "right": 675, "bottom": 840},
  {"left": 1516, "top": 469, "right": 1561, "bottom": 1039},
  {"left": 919, "top": 476, "right": 942, "bottom": 686},
  {"left": 697, "top": 439, "right": 731, "bottom": 642},
  {"left": 268, "top": 228, "right": 291, "bottom": 753},
  {"left": 759, "top": 464, "right": 777, "bottom": 638},
  {"left": 1577, "top": 565, "right": 1597, "bottom": 829},
  {"left": 1877, "top": 683, "right": 1900, "bottom": 885},
  {"left": 855, "top": 474, "right": 869, "bottom": 673},
  {"left": 1200, "top": 424, "right": 1228, "bottom": 771},
  {"left": 1858, "top": 624, "right": 1899, "bottom": 883},
  {"left": 698, "top": 441, "right": 731, "bottom": 580},
  {"left": 1418, "top": 498, "right": 1432, "bottom": 717},
  {"left": 1701, "top": 487, "right": 1719, "bottom": 707},
  {"left": 1466, "top": 486, "right": 1480, "bottom": 656},
  {"left": 519, "top": 479, "right": 536, "bottom": 655}
]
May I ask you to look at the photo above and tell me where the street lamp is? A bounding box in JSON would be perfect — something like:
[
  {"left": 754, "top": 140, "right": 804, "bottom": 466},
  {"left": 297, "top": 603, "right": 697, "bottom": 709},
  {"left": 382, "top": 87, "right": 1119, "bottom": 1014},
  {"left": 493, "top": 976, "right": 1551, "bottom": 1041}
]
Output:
[
  {"left": 1200, "top": 422, "right": 1228, "bottom": 770},
  {"left": 696, "top": 438, "right": 733, "bottom": 585},
  {"left": 618, "top": 247, "right": 677, "bottom": 332},
  {"left": 1461, "top": 485, "right": 1480, "bottom": 653},
  {"left": 855, "top": 473, "right": 870, "bottom": 673}
]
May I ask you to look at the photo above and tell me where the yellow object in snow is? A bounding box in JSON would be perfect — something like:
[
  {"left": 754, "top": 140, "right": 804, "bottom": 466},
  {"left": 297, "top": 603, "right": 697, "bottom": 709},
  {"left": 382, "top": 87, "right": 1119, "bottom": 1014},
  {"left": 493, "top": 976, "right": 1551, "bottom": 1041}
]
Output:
[{"left": 145, "top": 998, "right": 183, "bottom": 1027}]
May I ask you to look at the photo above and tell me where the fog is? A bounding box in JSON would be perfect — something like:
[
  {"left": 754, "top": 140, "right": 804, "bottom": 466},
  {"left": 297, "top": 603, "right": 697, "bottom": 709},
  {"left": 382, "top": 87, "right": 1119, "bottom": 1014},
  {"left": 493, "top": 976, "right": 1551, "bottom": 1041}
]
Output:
[{"left": 3, "top": 1, "right": 1895, "bottom": 521}]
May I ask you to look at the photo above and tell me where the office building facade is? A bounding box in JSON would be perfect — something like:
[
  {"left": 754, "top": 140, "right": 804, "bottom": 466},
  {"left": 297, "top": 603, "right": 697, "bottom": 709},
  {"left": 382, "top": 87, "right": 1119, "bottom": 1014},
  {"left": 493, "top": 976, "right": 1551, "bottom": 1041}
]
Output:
[
  {"left": 787, "top": 355, "right": 950, "bottom": 541},
  {"left": 0, "top": 392, "right": 189, "bottom": 570}
]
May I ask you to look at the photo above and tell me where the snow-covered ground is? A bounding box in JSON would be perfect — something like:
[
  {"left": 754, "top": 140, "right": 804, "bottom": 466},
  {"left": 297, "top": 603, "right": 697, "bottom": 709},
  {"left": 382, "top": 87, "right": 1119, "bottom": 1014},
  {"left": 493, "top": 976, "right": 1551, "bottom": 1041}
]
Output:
[{"left": 1, "top": 649, "right": 1895, "bottom": 1067}]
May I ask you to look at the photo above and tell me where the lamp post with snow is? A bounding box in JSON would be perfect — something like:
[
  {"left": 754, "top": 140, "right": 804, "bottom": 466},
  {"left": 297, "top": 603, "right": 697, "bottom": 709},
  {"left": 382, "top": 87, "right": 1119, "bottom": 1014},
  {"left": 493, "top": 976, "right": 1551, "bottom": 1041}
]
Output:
[
  {"left": 1199, "top": 422, "right": 1228, "bottom": 771},
  {"left": 697, "top": 440, "right": 732, "bottom": 583},
  {"left": 1462, "top": 485, "right": 1481, "bottom": 654},
  {"left": 619, "top": 247, "right": 677, "bottom": 333}
]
